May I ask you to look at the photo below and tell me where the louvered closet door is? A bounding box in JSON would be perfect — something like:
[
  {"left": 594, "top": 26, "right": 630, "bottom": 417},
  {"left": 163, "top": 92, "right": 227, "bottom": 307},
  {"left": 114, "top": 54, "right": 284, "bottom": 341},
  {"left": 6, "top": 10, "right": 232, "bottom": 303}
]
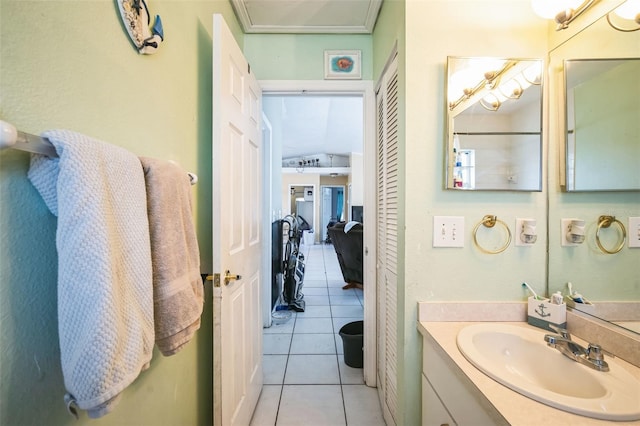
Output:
[{"left": 376, "top": 54, "right": 399, "bottom": 426}]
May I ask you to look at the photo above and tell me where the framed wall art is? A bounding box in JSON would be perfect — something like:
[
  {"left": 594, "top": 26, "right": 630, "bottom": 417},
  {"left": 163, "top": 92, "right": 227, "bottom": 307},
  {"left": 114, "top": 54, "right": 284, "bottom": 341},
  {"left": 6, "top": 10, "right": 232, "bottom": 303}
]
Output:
[{"left": 324, "top": 50, "right": 362, "bottom": 80}]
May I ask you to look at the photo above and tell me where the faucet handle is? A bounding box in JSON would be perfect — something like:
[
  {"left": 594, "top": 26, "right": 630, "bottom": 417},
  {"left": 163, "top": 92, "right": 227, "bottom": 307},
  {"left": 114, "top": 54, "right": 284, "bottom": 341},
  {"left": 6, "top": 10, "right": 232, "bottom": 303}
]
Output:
[
  {"left": 587, "top": 344, "right": 610, "bottom": 371},
  {"left": 544, "top": 334, "right": 560, "bottom": 347},
  {"left": 548, "top": 324, "right": 571, "bottom": 339},
  {"left": 587, "top": 343, "right": 616, "bottom": 359},
  {"left": 587, "top": 344, "right": 604, "bottom": 361}
]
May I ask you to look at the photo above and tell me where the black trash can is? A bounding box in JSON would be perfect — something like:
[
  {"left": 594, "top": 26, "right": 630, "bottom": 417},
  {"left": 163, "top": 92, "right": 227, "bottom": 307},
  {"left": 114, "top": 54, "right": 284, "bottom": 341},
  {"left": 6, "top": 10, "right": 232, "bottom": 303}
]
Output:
[{"left": 339, "top": 320, "right": 364, "bottom": 368}]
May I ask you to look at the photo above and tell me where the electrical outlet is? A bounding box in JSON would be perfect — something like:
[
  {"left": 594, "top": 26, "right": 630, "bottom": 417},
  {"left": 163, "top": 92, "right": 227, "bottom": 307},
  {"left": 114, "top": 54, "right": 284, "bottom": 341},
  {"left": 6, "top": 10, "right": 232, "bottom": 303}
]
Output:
[
  {"left": 515, "top": 218, "right": 537, "bottom": 246},
  {"left": 433, "top": 216, "right": 464, "bottom": 248},
  {"left": 629, "top": 217, "right": 640, "bottom": 248}
]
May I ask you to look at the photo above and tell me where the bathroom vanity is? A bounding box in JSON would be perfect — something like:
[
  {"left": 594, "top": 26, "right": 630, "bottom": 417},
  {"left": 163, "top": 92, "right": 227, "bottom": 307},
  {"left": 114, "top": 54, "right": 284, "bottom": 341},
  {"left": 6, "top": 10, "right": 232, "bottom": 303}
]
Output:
[{"left": 418, "top": 321, "right": 640, "bottom": 426}]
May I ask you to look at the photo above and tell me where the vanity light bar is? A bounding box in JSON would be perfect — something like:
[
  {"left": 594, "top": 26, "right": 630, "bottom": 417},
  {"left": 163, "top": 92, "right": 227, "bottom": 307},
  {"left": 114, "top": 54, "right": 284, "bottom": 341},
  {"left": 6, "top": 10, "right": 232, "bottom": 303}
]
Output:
[{"left": 448, "top": 61, "right": 518, "bottom": 112}]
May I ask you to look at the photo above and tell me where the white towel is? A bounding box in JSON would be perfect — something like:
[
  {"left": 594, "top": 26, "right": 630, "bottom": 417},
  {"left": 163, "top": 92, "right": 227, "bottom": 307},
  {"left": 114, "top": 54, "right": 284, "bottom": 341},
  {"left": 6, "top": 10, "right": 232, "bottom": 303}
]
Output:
[
  {"left": 139, "top": 157, "right": 203, "bottom": 356},
  {"left": 28, "top": 130, "right": 154, "bottom": 418}
]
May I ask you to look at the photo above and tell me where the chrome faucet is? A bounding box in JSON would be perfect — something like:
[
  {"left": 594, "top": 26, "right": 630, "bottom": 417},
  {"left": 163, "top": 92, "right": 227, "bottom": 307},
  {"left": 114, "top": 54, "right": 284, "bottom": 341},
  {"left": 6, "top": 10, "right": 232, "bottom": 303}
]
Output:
[{"left": 543, "top": 326, "right": 610, "bottom": 372}]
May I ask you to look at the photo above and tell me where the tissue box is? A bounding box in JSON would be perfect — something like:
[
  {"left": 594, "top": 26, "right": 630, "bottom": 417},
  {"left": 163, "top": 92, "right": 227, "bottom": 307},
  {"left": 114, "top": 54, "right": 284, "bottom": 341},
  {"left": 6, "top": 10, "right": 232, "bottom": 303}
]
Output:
[{"left": 527, "top": 296, "right": 567, "bottom": 331}]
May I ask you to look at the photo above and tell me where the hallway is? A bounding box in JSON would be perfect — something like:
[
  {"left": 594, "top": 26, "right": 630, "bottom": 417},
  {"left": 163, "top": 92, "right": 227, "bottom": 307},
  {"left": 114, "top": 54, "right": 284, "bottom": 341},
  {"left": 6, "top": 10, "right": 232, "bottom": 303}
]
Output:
[{"left": 250, "top": 244, "right": 385, "bottom": 426}]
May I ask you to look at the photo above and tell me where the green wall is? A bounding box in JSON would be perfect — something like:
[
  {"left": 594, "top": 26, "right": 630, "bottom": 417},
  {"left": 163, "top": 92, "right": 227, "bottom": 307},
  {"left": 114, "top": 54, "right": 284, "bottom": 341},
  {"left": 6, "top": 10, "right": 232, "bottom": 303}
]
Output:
[
  {"left": 0, "top": 1, "right": 241, "bottom": 424},
  {"left": 372, "top": 0, "right": 404, "bottom": 83},
  {"left": 243, "top": 33, "right": 373, "bottom": 80}
]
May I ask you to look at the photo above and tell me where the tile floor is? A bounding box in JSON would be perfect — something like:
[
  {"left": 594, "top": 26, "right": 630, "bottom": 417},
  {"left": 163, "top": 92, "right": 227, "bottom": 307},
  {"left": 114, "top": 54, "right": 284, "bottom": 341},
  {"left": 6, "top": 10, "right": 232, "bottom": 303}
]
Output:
[{"left": 250, "top": 243, "right": 386, "bottom": 426}]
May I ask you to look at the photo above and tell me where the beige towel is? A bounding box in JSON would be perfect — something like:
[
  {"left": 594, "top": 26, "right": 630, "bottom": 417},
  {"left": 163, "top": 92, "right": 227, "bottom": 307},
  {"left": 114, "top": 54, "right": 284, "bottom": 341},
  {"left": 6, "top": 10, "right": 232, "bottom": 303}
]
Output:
[{"left": 140, "top": 157, "right": 204, "bottom": 356}]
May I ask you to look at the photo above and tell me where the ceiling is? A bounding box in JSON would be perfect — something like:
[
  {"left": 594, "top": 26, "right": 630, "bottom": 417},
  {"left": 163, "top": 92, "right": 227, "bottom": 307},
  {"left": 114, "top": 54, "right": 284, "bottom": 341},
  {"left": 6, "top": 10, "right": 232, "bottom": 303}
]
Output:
[
  {"left": 262, "top": 94, "right": 364, "bottom": 159},
  {"left": 230, "top": 0, "right": 383, "bottom": 33}
]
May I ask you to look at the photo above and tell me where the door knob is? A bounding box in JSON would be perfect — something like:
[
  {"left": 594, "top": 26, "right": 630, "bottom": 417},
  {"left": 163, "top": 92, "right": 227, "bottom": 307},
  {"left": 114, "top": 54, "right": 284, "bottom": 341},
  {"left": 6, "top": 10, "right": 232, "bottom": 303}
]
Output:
[{"left": 224, "top": 270, "right": 241, "bottom": 286}]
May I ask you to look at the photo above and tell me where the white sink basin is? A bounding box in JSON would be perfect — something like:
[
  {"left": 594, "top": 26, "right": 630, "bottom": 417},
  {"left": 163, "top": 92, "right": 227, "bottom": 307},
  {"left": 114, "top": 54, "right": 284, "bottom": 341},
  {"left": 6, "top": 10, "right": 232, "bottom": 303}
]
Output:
[{"left": 457, "top": 323, "right": 640, "bottom": 421}]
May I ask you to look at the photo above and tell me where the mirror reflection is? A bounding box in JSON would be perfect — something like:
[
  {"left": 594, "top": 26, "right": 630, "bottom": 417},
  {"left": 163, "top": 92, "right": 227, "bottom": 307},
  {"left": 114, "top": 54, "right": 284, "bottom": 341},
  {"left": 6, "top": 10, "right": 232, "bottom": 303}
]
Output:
[
  {"left": 548, "top": 4, "right": 640, "bottom": 335},
  {"left": 564, "top": 58, "right": 640, "bottom": 191},
  {"left": 446, "top": 57, "right": 543, "bottom": 191}
]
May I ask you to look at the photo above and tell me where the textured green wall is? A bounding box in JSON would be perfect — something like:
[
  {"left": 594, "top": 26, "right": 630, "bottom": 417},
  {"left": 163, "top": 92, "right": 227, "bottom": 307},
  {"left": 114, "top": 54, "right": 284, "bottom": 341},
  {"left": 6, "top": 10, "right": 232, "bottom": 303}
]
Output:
[
  {"left": 0, "top": 1, "right": 240, "bottom": 424},
  {"left": 243, "top": 33, "right": 373, "bottom": 80},
  {"left": 372, "top": 0, "right": 404, "bottom": 83}
]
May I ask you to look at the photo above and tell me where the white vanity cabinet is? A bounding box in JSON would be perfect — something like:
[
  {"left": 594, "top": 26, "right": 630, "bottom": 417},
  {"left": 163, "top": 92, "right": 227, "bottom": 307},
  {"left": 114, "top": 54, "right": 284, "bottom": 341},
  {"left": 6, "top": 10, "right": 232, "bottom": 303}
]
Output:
[
  {"left": 418, "top": 317, "right": 640, "bottom": 425},
  {"left": 422, "top": 374, "right": 456, "bottom": 426},
  {"left": 421, "top": 330, "right": 508, "bottom": 426}
]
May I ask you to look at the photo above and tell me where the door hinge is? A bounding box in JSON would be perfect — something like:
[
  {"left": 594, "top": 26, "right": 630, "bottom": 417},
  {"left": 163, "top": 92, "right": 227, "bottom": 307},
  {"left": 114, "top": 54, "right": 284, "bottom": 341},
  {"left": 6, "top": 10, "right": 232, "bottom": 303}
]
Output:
[{"left": 206, "top": 273, "right": 221, "bottom": 287}]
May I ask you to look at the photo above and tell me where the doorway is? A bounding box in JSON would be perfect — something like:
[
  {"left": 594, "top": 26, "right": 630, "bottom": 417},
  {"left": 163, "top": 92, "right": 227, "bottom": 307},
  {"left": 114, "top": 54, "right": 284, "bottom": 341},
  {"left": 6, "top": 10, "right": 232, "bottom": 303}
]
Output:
[
  {"left": 289, "top": 185, "right": 315, "bottom": 230},
  {"left": 261, "top": 80, "right": 377, "bottom": 387},
  {"left": 320, "top": 185, "right": 345, "bottom": 243}
]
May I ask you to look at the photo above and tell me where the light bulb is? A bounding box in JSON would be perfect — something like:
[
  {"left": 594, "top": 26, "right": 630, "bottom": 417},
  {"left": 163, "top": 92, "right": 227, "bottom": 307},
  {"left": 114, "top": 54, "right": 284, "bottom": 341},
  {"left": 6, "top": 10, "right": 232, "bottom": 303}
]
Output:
[
  {"left": 613, "top": 0, "right": 640, "bottom": 20},
  {"left": 499, "top": 79, "right": 524, "bottom": 99},
  {"left": 531, "top": 0, "right": 583, "bottom": 19},
  {"left": 481, "top": 92, "right": 502, "bottom": 110},
  {"left": 522, "top": 63, "right": 542, "bottom": 85},
  {"left": 448, "top": 69, "right": 476, "bottom": 102},
  {"left": 473, "top": 58, "right": 507, "bottom": 78}
]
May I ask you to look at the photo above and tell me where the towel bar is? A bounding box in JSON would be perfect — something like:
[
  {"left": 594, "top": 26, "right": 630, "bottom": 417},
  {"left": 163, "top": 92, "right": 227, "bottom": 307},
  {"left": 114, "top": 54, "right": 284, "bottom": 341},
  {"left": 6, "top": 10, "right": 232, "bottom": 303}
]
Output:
[{"left": 0, "top": 120, "right": 197, "bottom": 185}]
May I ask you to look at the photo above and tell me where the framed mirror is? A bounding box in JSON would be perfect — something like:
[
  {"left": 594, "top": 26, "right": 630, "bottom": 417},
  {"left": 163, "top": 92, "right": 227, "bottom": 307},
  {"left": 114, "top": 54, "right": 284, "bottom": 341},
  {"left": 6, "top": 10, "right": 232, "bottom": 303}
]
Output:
[
  {"left": 548, "top": 3, "right": 640, "bottom": 335},
  {"left": 445, "top": 57, "right": 543, "bottom": 191},
  {"left": 564, "top": 58, "right": 640, "bottom": 191}
]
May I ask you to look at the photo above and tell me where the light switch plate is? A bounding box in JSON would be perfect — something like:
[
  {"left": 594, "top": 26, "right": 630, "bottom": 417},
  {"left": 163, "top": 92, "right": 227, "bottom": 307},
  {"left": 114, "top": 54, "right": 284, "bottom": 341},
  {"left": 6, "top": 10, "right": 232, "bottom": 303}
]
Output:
[
  {"left": 629, "top": 217, "right": 640, "bottom": 248},
  {"left": 433, "top": 216, "right": 464, "bottom": 248}
]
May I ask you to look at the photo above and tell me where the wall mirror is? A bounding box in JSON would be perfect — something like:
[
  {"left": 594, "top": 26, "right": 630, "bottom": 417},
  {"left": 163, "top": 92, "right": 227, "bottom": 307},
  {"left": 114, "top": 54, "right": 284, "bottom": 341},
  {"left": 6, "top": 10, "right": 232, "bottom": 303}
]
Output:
[
  {"left": 548, "top": 3, "right": 640, "bottom": 335},
  {"left": 445, "top": 57, "right": 543, "bottom": 191},
  {"left": 564, "top": 58, "right": 640, "bottom": 191}
]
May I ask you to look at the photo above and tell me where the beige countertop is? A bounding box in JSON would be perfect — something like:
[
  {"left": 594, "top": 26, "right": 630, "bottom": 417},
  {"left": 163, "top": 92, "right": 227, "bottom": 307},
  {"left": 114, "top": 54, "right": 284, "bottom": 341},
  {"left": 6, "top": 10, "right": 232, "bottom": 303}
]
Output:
[{"left": 418, "top": 321, "right": 640, "bottom": 426}]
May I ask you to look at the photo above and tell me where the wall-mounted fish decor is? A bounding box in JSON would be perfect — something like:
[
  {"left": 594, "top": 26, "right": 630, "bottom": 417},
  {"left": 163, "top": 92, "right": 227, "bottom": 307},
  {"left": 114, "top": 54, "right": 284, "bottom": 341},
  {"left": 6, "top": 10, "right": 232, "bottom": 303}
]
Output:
[{"left": 117, "top": 0, "right": 164, "bottom": 55}]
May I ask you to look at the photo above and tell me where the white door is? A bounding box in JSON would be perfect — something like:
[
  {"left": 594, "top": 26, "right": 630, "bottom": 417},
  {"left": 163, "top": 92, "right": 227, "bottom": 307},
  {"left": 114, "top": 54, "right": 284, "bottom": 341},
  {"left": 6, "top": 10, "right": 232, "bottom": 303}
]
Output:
[{"left": 212, "top": 14, "right": 263, "bottom": 426}]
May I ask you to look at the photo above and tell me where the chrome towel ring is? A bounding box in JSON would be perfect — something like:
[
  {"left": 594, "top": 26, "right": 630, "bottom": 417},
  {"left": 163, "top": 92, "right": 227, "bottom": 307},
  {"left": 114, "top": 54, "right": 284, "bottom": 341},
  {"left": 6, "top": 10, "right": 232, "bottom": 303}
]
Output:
[
  {"left": 472, "top": 215, "right": 512, "bottom": 254},
  {"left": 596, "top": 215, "right": 626, "bottom": 254}
]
